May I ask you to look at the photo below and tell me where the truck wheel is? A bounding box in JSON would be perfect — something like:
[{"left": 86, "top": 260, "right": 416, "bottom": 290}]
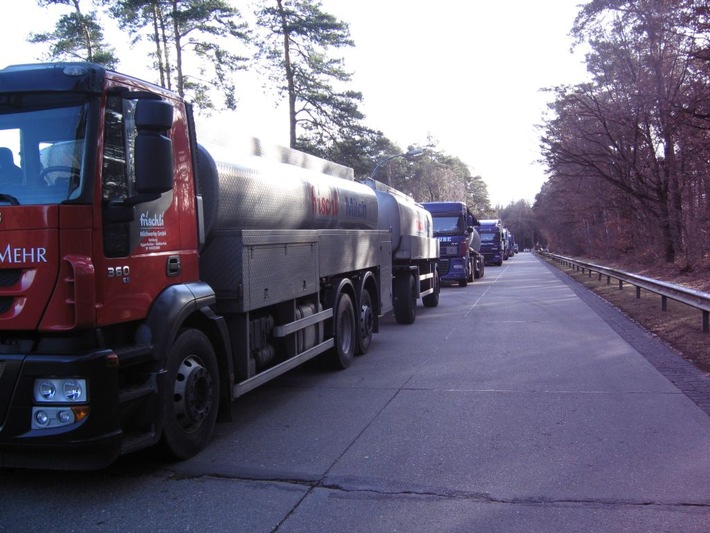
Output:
[
  {"left": 356, "top": 288, "right": 374, "bottom": 355},
  {"left": 422, "top": 268, "right": 440, "bottom": 308},
  {"left": 161, "top": 328, "right": 219, "bottom": 460},
  {"left": 330, "top": 291, "right": 356, "bottom": 369},
  {"left": 394, "top": 273, "right": 416, "bottom": 324},
  {"left": 467, "top": 259, "right": 474, "bottom": 282}
]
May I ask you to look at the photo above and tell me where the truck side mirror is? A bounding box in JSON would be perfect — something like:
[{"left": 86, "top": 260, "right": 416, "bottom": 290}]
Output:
[{"left": 134, "top": 99, "right": 174, "bottom": 196}]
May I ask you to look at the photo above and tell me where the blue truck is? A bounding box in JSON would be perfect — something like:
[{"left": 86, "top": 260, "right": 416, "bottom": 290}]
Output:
[
  {"left": 477, "top": 219, "right": 506, "bottom": 266},
  {"left": 507, "top": 231, "right": 517, "bottom": 257},
  {"left": 421, "top": 201, "right": 484, "bottom": 287}
]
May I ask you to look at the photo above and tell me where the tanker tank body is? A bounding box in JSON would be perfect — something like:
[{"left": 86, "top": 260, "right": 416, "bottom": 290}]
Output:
[
  {"left": 197, "top": 136, "right": 379, "bottom": 236},
  {"left": 362, "top": 178, "right": 440, "bottom": 324},
  {"left": 469, "top": 226, "right": 482, "bottom": 253},
  {"left": 194, "top": 136, "right": 394, "bottom": 393}
]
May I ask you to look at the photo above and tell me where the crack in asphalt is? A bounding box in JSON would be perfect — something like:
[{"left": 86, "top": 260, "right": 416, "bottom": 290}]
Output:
[{"left": 167, "top": 470, "right": 710, "bottom": 510}]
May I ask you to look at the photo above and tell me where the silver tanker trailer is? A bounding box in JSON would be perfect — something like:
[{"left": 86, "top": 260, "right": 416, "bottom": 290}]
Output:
[
  {"left": 196, "top": 136, "right": 440, "bottom": 383},
  {"left": 0, "top": 62, "right": 439, "bottom": 469},
  {"left": 362, "top": 178, "right": 440, "bottom": 323}
]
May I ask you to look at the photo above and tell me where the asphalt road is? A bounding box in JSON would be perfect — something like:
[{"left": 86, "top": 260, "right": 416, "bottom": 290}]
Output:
[{"left": 2, "top": 253, "right": 709, "bottom": 532}]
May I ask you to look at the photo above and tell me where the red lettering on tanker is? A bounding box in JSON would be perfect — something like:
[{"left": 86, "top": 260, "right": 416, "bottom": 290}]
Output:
[
  {"left": 311, "top": 186, "right": 339, "bottom": 217},
  {"left": 415, "top": 216, "right": 425, "bottom": 235}
]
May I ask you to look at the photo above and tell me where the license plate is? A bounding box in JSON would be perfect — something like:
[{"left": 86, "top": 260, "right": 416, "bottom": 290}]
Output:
[{"left": 444, "top": 246, "right": 458, "bottom": 255}]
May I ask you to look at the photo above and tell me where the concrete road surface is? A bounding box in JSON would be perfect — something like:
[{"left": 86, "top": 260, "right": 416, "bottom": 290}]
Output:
[{"left": 2, "top": 253, "right": 709, "bottom": 532}]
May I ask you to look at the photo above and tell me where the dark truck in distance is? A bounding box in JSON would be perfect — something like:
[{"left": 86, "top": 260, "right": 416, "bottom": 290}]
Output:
[
  {"left": 477, "top": 219, "right": 506, "bottom": 266},
  {"left": 421, "top": 201, "right": 484, "bottom": 287},
  {"left": 507, "top": 232, "right": 517, "bottom": 257}
]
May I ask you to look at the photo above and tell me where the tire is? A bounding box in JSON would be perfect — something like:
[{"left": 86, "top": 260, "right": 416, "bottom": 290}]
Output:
[
  {"left": 394, "top": 273, "right": 417, "bottom": 324},
  {"left": 356, "top": 288, "right": 374, "bottom": 355},
  {"left": 467, "top": 258, "right": 474, "bottom": 282},
  {"left": 474, "top": 256, "right": 484, "bottom": 279},
  {"left": 422, "top": 267, "right": 440, "bottom": 308},
  {"left": 160, "top": 329, "right": 219, "bottom": 460},
  {"left": 330, "top": 291, "right": 356, "bottom": 369}
]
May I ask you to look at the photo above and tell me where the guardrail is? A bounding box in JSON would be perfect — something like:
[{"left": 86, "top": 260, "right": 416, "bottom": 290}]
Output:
[{"left": 542, "top": 252, "right": 710, "bottom": 333}]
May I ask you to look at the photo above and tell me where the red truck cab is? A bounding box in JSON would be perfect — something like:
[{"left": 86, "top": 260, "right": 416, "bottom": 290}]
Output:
[{"left": 0, "top": 63, "right": 207, "bottom": 469}]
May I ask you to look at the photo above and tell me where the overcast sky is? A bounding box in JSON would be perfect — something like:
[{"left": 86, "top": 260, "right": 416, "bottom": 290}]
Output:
[{"left": 0, "top": 1, "right": 590, "bottom": 206}]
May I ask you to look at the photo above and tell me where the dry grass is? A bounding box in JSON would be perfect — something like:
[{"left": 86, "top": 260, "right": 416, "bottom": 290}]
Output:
[{"left": 548, "top": 257, "right": 710, "bottom": 376}]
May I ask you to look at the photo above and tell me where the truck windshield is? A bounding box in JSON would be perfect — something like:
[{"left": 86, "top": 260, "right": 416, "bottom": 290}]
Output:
[
  {"left": 479, "top": 232, "right": 500, "bottom": 242},
  {"left": 432, "top": 215, "right": 463, "bottom": 235},
  {"left": 0, "top": 93, "right": 88, "bottom": 206}
]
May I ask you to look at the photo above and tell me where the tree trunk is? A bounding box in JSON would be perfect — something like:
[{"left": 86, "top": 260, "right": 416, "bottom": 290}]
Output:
[
  {"left": 275, "top": 0, "right": 297, "bottom": 148},
  {"left": 171, "top": 0, "right": 184, "bottom": 98}
]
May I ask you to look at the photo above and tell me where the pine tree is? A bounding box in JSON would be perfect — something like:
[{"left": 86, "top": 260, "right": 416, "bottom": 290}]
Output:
[
  {"left": 106, "top": 0, "right": 249, "bottom": 110},
  {"left": 255, "top": 0, "right": 365, "bottom": 149},
  {"left": 30, "top": 0, "right": 118, "bottom": 67}
]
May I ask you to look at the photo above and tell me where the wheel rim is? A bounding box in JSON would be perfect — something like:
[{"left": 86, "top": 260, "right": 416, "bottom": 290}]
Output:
[
  {"left": 339, "top": 300, "right": 354, "bottom": 355},
  {"left": 360, "top": 294, "right": 374, "bottom": 340},
  {"left": 173, "top": 355, "right": 214, "bottom": 433}
]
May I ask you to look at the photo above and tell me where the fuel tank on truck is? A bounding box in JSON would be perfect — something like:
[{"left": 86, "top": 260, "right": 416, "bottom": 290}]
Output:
[
  {"left": 196, "top": 136, "right": 379, "bottom": 242},
  {"left": 362, "top": 178, "right": 437, "bottom": 261},
  {"left": 468, "top": 227, "right": 482, "bottom": 253}
]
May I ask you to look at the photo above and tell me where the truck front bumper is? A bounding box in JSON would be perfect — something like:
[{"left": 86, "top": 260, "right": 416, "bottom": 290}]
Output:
[
  {"left": 438, "top": 257, "right": 468, "bottom": 283},
  {"left": 481, "top": 250, "right": 503, "bottom": 265}
]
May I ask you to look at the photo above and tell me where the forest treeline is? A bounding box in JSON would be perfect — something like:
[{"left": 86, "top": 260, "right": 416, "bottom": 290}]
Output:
[
  {"left": 22, "top": 1, "right": 710, "bottom": 268},
  {"left": 538, "top": 0, "right": 710, "bottom": 272}
]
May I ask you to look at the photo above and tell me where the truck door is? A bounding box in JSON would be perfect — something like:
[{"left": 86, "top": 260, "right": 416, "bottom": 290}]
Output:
[{"left": 96, "top": 93, "right": 181, "bottom": 326}]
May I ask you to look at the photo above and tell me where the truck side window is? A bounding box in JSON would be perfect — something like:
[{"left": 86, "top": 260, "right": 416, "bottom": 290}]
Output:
[
  {"left": 102, "top": 96, "right": 129, "bottom": 203},
  {"left": 102, "top": 95, "right": 132, "bottom": 257}
]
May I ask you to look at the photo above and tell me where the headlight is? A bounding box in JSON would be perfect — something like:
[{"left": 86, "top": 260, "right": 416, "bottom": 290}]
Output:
[
  {"left": 31, "top": 406, "right": 89, "bottom": 429},
  {"left": 34, "top": 410, "right": 50, "bottom": 427},
  {"left": 34, "top": 378, "right": 88, "bottom": 403},
  {"left": 31, "top": 378, "right": 89, "bottom": 430},
  {"left": 37, "top": 380, "right": 57, "bottom": 400},
  {"left": 63, "top": 380, "right": 84, "bottom": 401}
]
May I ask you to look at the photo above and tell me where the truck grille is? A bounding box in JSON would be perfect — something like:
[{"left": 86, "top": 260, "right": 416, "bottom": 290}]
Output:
[
  {"left": 0, "top": 269, "right": 21, "bottom": 287},
  {"left": 438, "top": 259, "right": 450, "bottom": 276},
  {"left": 0, "top": 270, "right": 21, "bottom": 315},
  {"left": 0, "top": 357, "right": 23, "bottom": 426}
]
